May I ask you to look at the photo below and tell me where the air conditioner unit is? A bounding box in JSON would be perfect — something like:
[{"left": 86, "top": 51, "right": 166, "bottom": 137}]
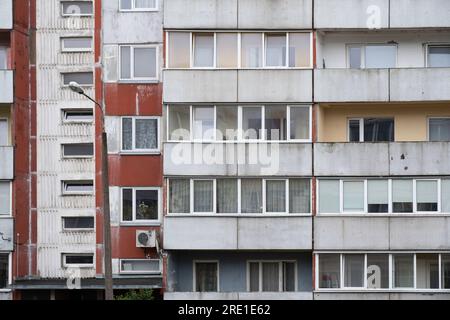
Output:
[{"left": 136, "top": 230, "right": 157, "bottom": 248}]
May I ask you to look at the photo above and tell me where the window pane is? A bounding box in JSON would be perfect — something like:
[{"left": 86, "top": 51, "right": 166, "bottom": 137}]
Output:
[
  {"left": 349, "top": 46, "right": 362, "bottom": 69},
  {"left": 319, "top": 180, "right": 340, "bottom": 213},
  {"left": 169, "top": 32, "right": 190, "bottom": 68},
  {"left": 194, "top": 34, "right": 214, "bottom": 67},
  {"left": 0, "top": 119, "right": 8, "bottom": 145},
  {"left": 216, "top": 33, "right": 238, "bottom": 68},
  {"left": 169, "top": 105, "right": 190, "bottom": 140},
  {"left": 368, "top": 180, "right": 388, "bottom": 213},
  {"left": 120, "top": 46, "right": 131, "bottom": 79},
  {"left": 242, "top": 107, "right": 262, "bottom": 140},
  {"left": 442, "top": 180, "right": 450, "bottom": 213},
  {"left": 217, "top": 179, "right": 238, "bottom": 213},
  {"left": 135, "top": 190, "right": 158, "bottom": 220},
  {"left": 64, "top": 109, "right": 93, "bottom": 122},
  {"left": 134, "top": 47, "right": 156, "bottom": 78},
  {"left": 367, "top": 254, "right": 389, "bottom": 289},
  {"left": 135, "top": 118, "right": 158, "bottom": 150},
  {"left": 289, "top": 179, "right": 310, "bottom": 214},
  {"left": 65, "top": 255, "right": 94, "bottom": 265},
  {"left": 0, "top": 182, "right": 11, "bottom": 215},
  {"left": 283, "top": 262, "right": 296, "bottom": 292},
  {"left": 262, "top": 262, "right": 279, "bottom": 292},
  {"left": 428, "top": 46, "right": 450, "bottom": 68},
  {"left": 122, "top": 118, "right": 133, "bottom": 150},
  {"left": 365, "top": 45, "right": 396, "bottom": 69},
  {"left": 266, "top": 34, "right": 286, "bottom": 67},
  {"left": 193, "top": 180, "right": 213, "bottom": 213},
  {"left": 416, "top": 180, "right": 438, "bottom": 212},
  {"left": 364, "top": 118, "right": 394, "bottom": 142},
  {"left": 241, "top": 33, "right": 262, "bottom": 68},
  {"left": 63, "top": 72, "right": 93, "bottom": 85},
  {"left": 266, "top": 180, "right": 286, "bottom": 213},
  {"left": 349, "top": 119, "right": 361, "bottom": 142},
  {"left": 120, "top": 0, "right": 132, "bottom": 9},
  {"left": 63, "top": 143, "right": 94, "bottom": 157},
  {"left": 319, "top": 254, "right": 340, "bottom": 288},
  {"left": 429, "top": 118, "right": 450, "bottom": 142},
  {"left": 62, "top": 37, "right": 92, "bottom": 50},
  {"left": 62, "top": 1, "right": 93, "bottom": 15},
  {"left": 0, "top": 254, "right": 8, "bottom": 288},
  {"left": 195, "top": 263, "right": 218, "bottom": 292},
  {"left": 63, "top": 217, "right": 95, "bottom": 229},
  {"left": 289, "top": 33, "right": 310, "bottom": 68},
  {"left": 343, "top": 181, "right": 364, "bottom": 212},
  {"left": 121, "top": 259, "right": 160, "bottom": 273},
  {"left": 265, "top": 106, "right": 286, "bottom": 140},
  {"left": 392, "top": 180, "right": 413, "bottom": 213},
  {"left": 416, "top": 254, "right": 439, "bottom": 289},
  {"left": 393, "top": 254, "right": 414, "bottom": 288},
  {"left": 241, "top": 179, "right": 262, "bottom": 213},
  {"left": 135, "top": 0, "right": 156, "bottom": 9},
  {"left": 122, "top": 189, "right": 133, "bottom": 221},
  {"left": 442, "top": 254, "right": 450, "bottom": 289},
  {"left": 344, "top": 254, "right": 364, "bottom": 288},
  {"left": 0, "top": 47, "right": 7, "bottom": 69},
  {"left": 193, "top": 107, "right": 214, "bottom": 140},
  {"left": 64, "top": 181, "right": 93, "bottom": 193},
  {"left": 290, "top": 107, "right": 309, "bottom": 140},
  {"left": 169, "top": 180, "right": 190, "bottom": 213},
  {"left": 249, "top": 262, "right": 260, "bottom": 292},
  {"left": 216, "top": 106, "right": 238, "bottom": 141}
]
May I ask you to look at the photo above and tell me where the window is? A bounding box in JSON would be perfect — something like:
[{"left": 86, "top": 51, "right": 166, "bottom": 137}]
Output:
[
  {"left": 416, "top": 254, "right": 439, "bottom": 289},
  {"left": 216, "top": 33, "right": 238, "bottom": 68},
  {"left": 319, "top": 180, "right": 340, "bottom": 213},
  {"left": 193, "top": 33, "right": 214, "bottom": 68},
  {"left": 193, "top": 107, "right": 214, "bottom": 140},
  {"left": 63, "top": 217, "right": 95, "bottom": 230},
  {"left": 194, "top": 262, "right": 218, "bottom": 292},
  {"left": 120, "top": 259, "right": 161, "bottom": 274},
  {"left": 241, "top": 179, "right": 263, "bottom": 214},
  {"left": 0, "top": 46, "right": 7, "bottom": 69},
  {"left": 241, "top": 33, "right": 263, "bottom": 68},
  {"left": 216, "top": 106, "right": 238, "bottom": 141},
  {"left": 367, "top": 180, "right": 389, "bottom": 213},
  {"left": 343, "top": 181, "right": 364, "bottom": 213},
  {"left": 393, "top": 254, "right": 414, "bottom": 288},
  {"left": 122, "top": 188, "right": 159, "bottom": 222},
  {"left": 193, "top": 180, "right": 214, "bottom": 213},
  {"left": 367, "top": 254, "right": 389, "bottom": 289},
  {"left": 0, "top": 254, "right": 9, "bottom": 289},
  {"left": 0, "top": 182, "right": 11, "bottom": 216},
  {"left": 392, "top": 180, "right": 413, "bottom": 213},
  {"left": 427, "top": 45, "right": 450, "bottom": 68},
  {"left": 62, "top": 181, "right": 94, "bottom": 195},
  {"left": 168, "top": 105, "right": 190, "bottom": 141},
  {"left": 63, "top": 254, "right": 94, "bottom": 268},
  {"left": 216, "top": 179, "right": 238, "bottom": 214},
  {"left": 62, "top": 143, "right": 94, "bottom": 158},
  {"left": 120, "top": 45, "right": 157, "bottom": 80},
  {"left": 442, "top": 254, "right": 450, "bottom": 289},
  {"left": 348, "top": 118, "right": 394, "bottom": 142},
  {"left": 122, "top": 117, "right": 159, "bottom": 152},
  {"left": 289, "top": 33, "right": 311, "bottom": 68},
  {"left": 168, "top": 32, "right": 190, "bottom": 68},
  {"left": 266, "top": 180, "right": 286, "bottom": 213},
  {"left": 265, "top": 34, "right": 287, "bottom": 67},
  {"left": 416, "top": 180, "right": 438, "bottom": 212},
  {"left": 169, "top": 179, "right": 190, "bottom": 214},
  {"left": 348, "top": 44, "right": 396, "bottom": 69},
  {"left": 289, "top": 179, "right": 310, "bottom": 214},
  {"left": 242, "top": 106, "right": 263, "bottom": 140},
  {"left": 63, "top": 72, "right": 93, "bottom": 86},
  {"left": 0, "top": 118, "right": 8, "bottom": 146},
  {"left": 120, "top": 0, "right": 157, "bottom": 11},
  {"left": 265, "top": 106, "right": 287, "bottom": 141},
  {"left": 343, "top": 254, "right": 365, "bottom": 288},
  {"left": 248, "top": 261, "right": 297, "bottom": 292},
  {"left": 318, "top": 254, "right": 341, "bottom": 289},
  {"left": 442, "top": 180, "right": 450, "bottom": 213},
  {"left": 61, "top": 37, "right": 92, "bottom": 52},
  {"left": 63, "top": 109, "right": 93, "bottom": 122},
  {"left": 289, "top": 106, "right": 310, "bottom": 141},
  {"left": 61, "top": 1, "right": 93, "bottom": 16},
  {"left": 429, "top": 118, "right": 450, "bottom": 141}
]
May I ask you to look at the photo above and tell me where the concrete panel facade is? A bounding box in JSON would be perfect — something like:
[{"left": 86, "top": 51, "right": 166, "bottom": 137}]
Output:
[
  {"left": 0, "top": 71, "right": 13, "bottom": 103},
  {"left": 0, "top": 218, "right": 14, "bottom": 251},
  {"left": 0, "top": 0, "right": 13, "bottom": 30},
  {"left": 390, "top": 0, "right": 450, "bottom": 28},
  {"left": 314, "top": 292, "right": 450, "bottom": 300},
  {"left": 165, "top": 292, "right": 313, "bottom": 300},
  {"left": 0, "top": 146, "right": 13, "bottom": 180}
]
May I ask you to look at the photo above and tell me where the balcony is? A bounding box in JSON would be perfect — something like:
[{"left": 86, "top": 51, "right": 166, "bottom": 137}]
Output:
[
  {"left": 163, "top": 216, "right": 313, "bottom": 250},
  {"left": 164, "top": 143, "right": 312, "bottom": 177},
  {"left": 165, "top": 292, "right": 313, "bottom": 300},
  {"left": 0, "top": 218, "right": 14, "bottom": 251},
  {"left": 164, "top": 0, "right": 312, "bottom": 29},
  {"left": 0, "top": 71, "right": 13, "bottom": 103},
  {"left": 0, "top": 0, "right": 13, "bottom": 30},
  {"left": 0, "top": 147, "right": 13, "bottom": 180},
  {"left": 314, "top": 0, "right": 450, "bottom": 29},
  {"left": 314, "top": 292, "right": 450, "bottom": 300},
  {"left": 163, "top": 69, "right": 312, "bottom": 103}
]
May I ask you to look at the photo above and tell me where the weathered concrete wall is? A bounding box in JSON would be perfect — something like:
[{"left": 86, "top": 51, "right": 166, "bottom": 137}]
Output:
[
  {"left": 165, "top": 292, "right": 313, "bottom": 300},
  {"left": 390, "top": 0, "right": 450, "bottom": 28},
  {"left": 0, "top": 146, "right": 13, "bottom": 180},
  {"left": 314, "top": 292, "right": 450, "bottom": 300},
  {"left": 0, "top": 218, "right": 14, "bottom": 251},
  {"left": 0, "top": 71, "right": 13, "bottom": 103},
  {"left": 164, "top": 216, "right": 313, "bottom": 250},
  {"left": 314, "top": 216, "right": 450, "bottom": 250},
  {"left": 0, "top": 0, "right": 13, "bottom": 29}
]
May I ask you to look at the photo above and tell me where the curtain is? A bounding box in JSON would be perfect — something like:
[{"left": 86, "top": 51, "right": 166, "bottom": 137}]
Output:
[
  {"left": 169, "top": 180, "right": 190, "bottom": 213},
  {"left": 122, "top": 118, "right": 133, "bottom": 150},
  {"left": 319, "top": 254, "right": 340, "bottom": 289},
  {"left": 416, "top": 180, "right": 437, "bottom": 203},
  {"left": 249, "top": 262, "right": 260, "bottom": 292},
  {"left": 217, "top": 179, "right": 238, "bottom": 213},
  {"left": 283, "top": 262, "right": 296, "bottom": 292},
  {"left": 196, "top": 263, "right": 218, "bottom": 292},
  {"left": 289, "top": 179, "right": 310, "bottom": 213},
  {"left": 262, "top": 262, "right": 279, "bottom": 292},
  {"left": 289, "top": 33, "right": 310, "bottom": 68},
  {"left": 135, "top": 119, "right": 157, "bottom": 149},
  {"left": 134, "top": 47, "right": 156, "bottom": 78},
  {"left": 194, "top": 181, "right": 213, "bottom": 213},
  {"left": 241, "top": 179, "right": 262, "bottom": 213},
  {"left": 120, "top": 46, "right": 131, "bottom": 79},
  {"left": 290, "top": 107, "right": 309, "bottom": 140},
  {"left": 392, "top": 180, "right": 413, "bottom": 202},
  {"left": 442, "top": 180, "right": 450, "bottom": 213},
  {"left": 266, "top": 180, "right": 286, "bottom": 212}
]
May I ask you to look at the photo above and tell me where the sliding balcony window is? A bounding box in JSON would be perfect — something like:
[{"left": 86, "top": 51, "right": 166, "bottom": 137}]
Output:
[
  {"left": 318, "top": 179, "right": 444, "bottom": 214},
  {"left": 119, "top": 0, "right": 158, "bottom": 11},
  {"left": 0, "top": 118, "right": 9, "bottom": 145},
  {"left": 121, "top": 117, "right": 159, "bottom": 153},
  {"left": 443, "top": 255, "right": 450, "bottom": 289},
  {"left": 367, "top": 254, "right": 389, "bottom": 289},
  {"left": 167, "top": 105, "right": 311, "bottom": 142},
  {"left": 61, "top": 37, "right": 92, "bottom": 52},
  {"left": 61, "top": 1, "right": 93, "bottom": 16},
  {"left": 0, "top": 182, "right": 11, "bottom": 216},
  {"left": 348, "top": 44, "right": 397, "bottom": 69},
  {"left": 318, "top": 254, "right": 341, "bottom": 289},
  {"left": 343, "top": 254, "right": 365, "bottom": 288},
  {"left": 0, "top": 254, "right": 9, "bottom": 289},
  {"left": 166, "top": 32, "right": 312, "bottom": 69},
  {"left": 168, "top": 178, "right": 311, "bottom": 215},
  {"left": 348, "top": 118, "right": 394, "bottom": 142},
  {"left": 393, "top": 254, "right": 414, "bottom": 289},
  {"left": 429, "top": 118, "right": 450, "bottom": 141},
  {"left": 120, "top": 45, "right": 157, "bottom": 81},
  {"left": 427, "top": 45, "right": 450, "bottom": 68},
  {"left": 248, "top": 261, "right": 297, "bottom": 292},
  {"left": 194, "top": 261, "right": 219, "bottom": 292},
  {"left": 416, "top": 254, "right": 439, "bottom": 289},
  {"left": 0, "top": 46, "right": 7, "bottom": 69},
  {"left": 122, "top": 188, "right": 160, "bottom": 223}
]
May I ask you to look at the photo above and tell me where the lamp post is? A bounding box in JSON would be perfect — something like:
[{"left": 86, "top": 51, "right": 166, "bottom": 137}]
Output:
[{"left": 69, "top": 81, "right": 114, "bottom": 300}]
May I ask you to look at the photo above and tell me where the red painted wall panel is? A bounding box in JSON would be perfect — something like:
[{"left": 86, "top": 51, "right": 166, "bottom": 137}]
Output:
[
  {"left": 108, "top": 155, "right": 163, "bottom": 187},
  {"left": 104, "top": 84, "right": 162, "bottom": 116}
]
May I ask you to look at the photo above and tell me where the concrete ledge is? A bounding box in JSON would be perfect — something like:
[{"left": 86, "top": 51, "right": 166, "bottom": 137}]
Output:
[
  {"left": 314, "top": 292, "right": 450, "bottom": 300},
  {"left": 165, "top": 291, "right": 313, "bottom": 300}
]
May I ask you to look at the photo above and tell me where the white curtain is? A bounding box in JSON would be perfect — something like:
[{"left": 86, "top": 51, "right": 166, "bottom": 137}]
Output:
[
  {"left": 217, "top": 179, "right": 238, "bottom": 213},
  {"left": 194, "top": 181, "right": 213, "bottom": 212},
  {"left": 266, "top": 180, "right": 286, "bottom": 212},
  {"left": 442, "top": 180, "right": 450, "bottom": 213},
  {"left": 195, "top": 263, "right": 218, "bottom": 292},
  {"left": 283, "top": 262, "right": 296, "bottom": 292},
  {"left": 289, "top": 179, "right": 310, "bottom": 213},
  {"left": 169, "top": 180, "right": 190, "bottom": 213},
  {"left": 241, "top": 179, "right": 262, "bottom": 213},
  {"left": 135, "top": 119, "right": 157, "bottom": 149},
  {"left": 262, "top": 262, "right": 279, "bottom": 292},
  {"left": 249, "top": 262, "right": 260, "bottom": 292}
]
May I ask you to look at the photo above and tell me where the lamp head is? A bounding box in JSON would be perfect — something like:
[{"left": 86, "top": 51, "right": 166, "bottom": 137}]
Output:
[{"left": 69, "top": 81, "right": 84, "bottom": 94}]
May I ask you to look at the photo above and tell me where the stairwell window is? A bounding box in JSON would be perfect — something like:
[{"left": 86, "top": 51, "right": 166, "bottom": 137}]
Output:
[
  {"left": 62, "top": 254, "right": 94, "bottom": 268},
  {"left": 62, "top": 72, "right": 93, "bottom": 86},
  {"left": 62, "top": 143, "right": 94, "bottom": 158},
  {"left": 429, "top": 118, "right": 450, "bottom": 141},
  {"left": 348, "top": 118, "right": 394, "bottom": 142},
  {"left": 122, "top": 188, "right": 160, "bottom": 223},
  {"left": 62, "top": 216, "right": 95, "bottom": 230},
  {"left": 0, "top": 182, "right": 11, "bottom": 216},
  {"left": 120, "top": 45, "right": 157, "bottom": 81},
  {"left": 62, "top": 181, "right": 94, "bottom": 195},
  {"left": 120, "top": 0, "right": 158, "bottom": 11},
  {"left": 248, "top": 261, "right": 297, "bottom": 292},
  {"left": 427, "top": 45, "right": 450, "bottom": 68},
  {"left": 61, "top": 37, "right": 92, "bottom": 52},
  {"left": 61, "top": 1, "right": 93, "bottom": 16},
  {"left": 63, "top": 109, "right": 93, "bottom": 123},
  {"left": 121, "top": 117, "right": 159, "bottom": 153},
  {"left": 347, "top": 44, "right": 397, "bottom": 69},
  {"left": 194, "top": 261, "right": 219, "bottom": 292}
]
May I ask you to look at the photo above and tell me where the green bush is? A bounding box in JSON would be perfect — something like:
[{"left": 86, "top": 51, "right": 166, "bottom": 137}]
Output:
[{"left": 115, "top": 289, "right": 154, "bottom": 300}]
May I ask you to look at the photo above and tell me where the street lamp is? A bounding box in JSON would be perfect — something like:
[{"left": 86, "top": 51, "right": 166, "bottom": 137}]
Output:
[{"left": 69, "top": 81, "right": 114, "bottom": 300}]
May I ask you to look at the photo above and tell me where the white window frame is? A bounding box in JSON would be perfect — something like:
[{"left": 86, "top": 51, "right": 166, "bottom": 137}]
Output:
[
  {"left": 62, "top": 108, "right": 94, "bottom": 124},
  {"left": 62, "top": 216, "right": 95, "bottom": 232},
  {"left": 193, "top": 260, "right": 220, "bottom": 293},
  {"left": 119, "top": 259, "right": 162, "bottom": 275},
  {"left": 0, "top": 181, "right": 12, "bottom": 217},
  {"left": 427, "top": 116, "right": 450, "bottom": 142},
  {"left": 61, "top": 36, "right": 93, "bottom": 53},
  {"left": 346, "top": 43, "right": 398, "bottom": 69},
  {"left": 120, "top": 187, "right": 161, "bottom": 224},
  {"left": 0, "top": 253, "right": 12, "bottom": 291},
  {"left": 425, "top": 44, "right": 450, "bottom": 68},
  {"left": 61, "top": 143, "right": 94, "bottom": 159},
  {"left": 246, "top": 260, "right": 298, "bottom": 293},
  {"left": 120, "top": 116, "right": 160, "bottom": 154},
  {"left": 62, "top": 180, "right": 94, "bottom": 196},
  {"left": 62, "top": 253, "right": 95, "bottom": 268},
  {"left": 119, "top": 44, "right": 159, "bottom": 81},
  {"left": 119, "top": 0, "right": 158, "bottom": 12},
  {"left": 61, "top": 1, "right": 94, "bottom": 17},
  {"left": 0, "top": 117, "right": 9, "bottom": 146}
]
